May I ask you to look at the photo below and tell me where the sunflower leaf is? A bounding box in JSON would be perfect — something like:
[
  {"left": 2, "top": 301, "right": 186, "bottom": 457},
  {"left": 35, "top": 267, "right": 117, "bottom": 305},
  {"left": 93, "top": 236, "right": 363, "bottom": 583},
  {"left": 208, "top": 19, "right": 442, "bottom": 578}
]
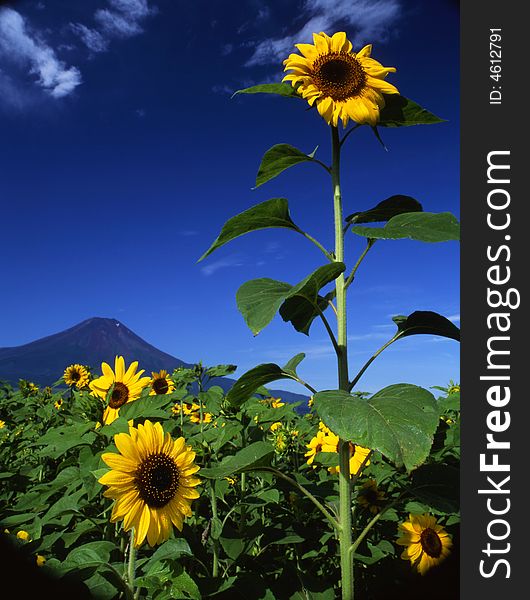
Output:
[
  {"left": 199, "top": 198, "right": 301, "bottom": 262},
  {"left": 392, "top": 311, "right": 460, "bottom": 341},
  {"left": 378, "top": 95, "right": 446, "bottom": 127},
  {"left": 313, "top": 384, "right": 440, "bottom": 471},
  {"left": 226, "top": 354, "right": 309, "bottom": 408},
  {"left": 199, "top": 441, "right": 274, "bottom": 478},
  {"left": 346, "top": 195, "right": 423, "bottom": 224},
  {"left": 118, "top": 395, "right": 172, "bottom": 421},
  {"left": 255, "top": 144, "right": 320, "bottom": 188},
  {"left": 236, "top": 263, "right": 345, "bottom": 335},
  {"left": 350, "top": 211, "right": 460, "bottom": 242},
  {"left": 231, "top": 83, "right": 301, "bottom": 99}
]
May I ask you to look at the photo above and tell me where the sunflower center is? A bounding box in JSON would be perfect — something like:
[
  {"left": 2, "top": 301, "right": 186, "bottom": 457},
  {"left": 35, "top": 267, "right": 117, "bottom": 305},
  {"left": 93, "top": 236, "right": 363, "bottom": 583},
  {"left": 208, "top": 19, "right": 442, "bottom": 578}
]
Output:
[
  {"left": 420, "top": 528, "right": 443, "bottom": 558},
  {"left": 109, "top": 382, "right": 130, "bottom": 408},
  {"left": 312, "top": 52, "right": 366, "bottom": 101},
  {"left": 70, "top": 370, "right": 81, "bottom": 381},
  {"left": 362, "top": 489, "right": 379, "bottom": 504},
  {"left": 152, "top": 378, "right": 169, "bottom": 395},
  {"left": 135, "top": 452, "right": 180, "bottom": 508}
]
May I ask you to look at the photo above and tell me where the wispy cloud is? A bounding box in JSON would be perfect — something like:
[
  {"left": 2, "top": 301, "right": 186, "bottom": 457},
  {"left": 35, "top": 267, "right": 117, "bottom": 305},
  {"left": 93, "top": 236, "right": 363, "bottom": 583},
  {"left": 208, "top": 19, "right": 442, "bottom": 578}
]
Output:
[
  {"left": 0, "top": 7, "right": 82, "bottom": 103},
  {"left": 201, "top": 255, "right": 245, "bottom": 277},
  {"left": 71, "top": 0, "right": 156, "bottom": 53},
  {"left": 246, "top": 0, "right": 400, "bottom": 66}
]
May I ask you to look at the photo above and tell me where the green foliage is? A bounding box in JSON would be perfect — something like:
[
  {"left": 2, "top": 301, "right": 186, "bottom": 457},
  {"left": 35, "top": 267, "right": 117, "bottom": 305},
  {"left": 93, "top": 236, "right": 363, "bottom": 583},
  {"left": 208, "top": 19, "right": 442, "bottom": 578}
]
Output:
[
  {"left": 255, "top": 144, "right": 320, "bottom": 188},
  {"left": 236, "top": 263, "right": 345, "bottom": 335},
  {"left": 232, "top": 82, "right": 301, "bottom": 99},
  {"left": 350, "top": 211, "right": 460, "bottom": 242},
  {"left": 392, "top": 311, "right": 461, "bottom": 341},
  {"left": 313, "top": 384, "right": 440, "bottom": 471},
  {"left": 345, "top": 195, "right": 423, "bottom": 224},
  {"left": 378, "top": 95, "right": 446, "bottom": 127},
  {"left": 199, "top": 198, "right": 301, "bottom": 261}
]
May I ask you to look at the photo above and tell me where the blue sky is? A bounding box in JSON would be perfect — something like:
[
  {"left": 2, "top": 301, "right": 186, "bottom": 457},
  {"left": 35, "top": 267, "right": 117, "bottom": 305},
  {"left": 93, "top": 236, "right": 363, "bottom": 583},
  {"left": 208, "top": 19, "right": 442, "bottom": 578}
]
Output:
[{"left": 0, "top": 0, "right": 459, "bottom": 395}]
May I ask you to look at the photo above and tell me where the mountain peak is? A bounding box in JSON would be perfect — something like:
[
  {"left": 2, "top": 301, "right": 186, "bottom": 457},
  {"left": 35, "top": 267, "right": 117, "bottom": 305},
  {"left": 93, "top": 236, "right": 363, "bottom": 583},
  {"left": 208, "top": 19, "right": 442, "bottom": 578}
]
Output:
[{"left": 0, "top": 317, "right": 191, "bottom": 385}]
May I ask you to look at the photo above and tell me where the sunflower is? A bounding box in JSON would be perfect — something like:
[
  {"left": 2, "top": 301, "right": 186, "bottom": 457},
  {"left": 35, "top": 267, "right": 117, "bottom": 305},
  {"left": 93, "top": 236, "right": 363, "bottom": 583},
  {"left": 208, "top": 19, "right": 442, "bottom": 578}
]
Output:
[
  {"left": 54, "top": 398, "right": 63, "bottom": 410},
  {"left": 269, "top": 422, "right": 282, "bottom": 432},
  {"left": 16, "top": 530, "right": 31, "bottom": 542},
  {"left": 89, "top": 356, "right": 151, "bottom": 426},
  {"left": 327, "top": 443, "right": 371, "bottom": 478},
  {"left": 283, "top": 31, "right": 399, "bottom": 127},
  {"left": 63, "top": 364, "right": 90, "bottom": 389},
  {"left": 98, "top": 420, "right": 200, "bottom": 548},
  {"left": 397, "top": 513, "right": 452, "bottom": 575},
  {"left": 149, "top": 370, "right": 176, "bottom": 396},
  {"left": 0, "top": 420, "right": 5, "bottom": 429},
  {"left": 357, "top": 479, "right": 386, "bottom": 514}
]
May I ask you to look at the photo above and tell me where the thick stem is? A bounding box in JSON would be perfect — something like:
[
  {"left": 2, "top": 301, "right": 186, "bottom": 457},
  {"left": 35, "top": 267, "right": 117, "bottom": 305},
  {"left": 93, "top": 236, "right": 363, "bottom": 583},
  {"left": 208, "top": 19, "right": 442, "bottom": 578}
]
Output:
[{"left": 331, "top": 125, "right": 354, "bottom": 600}]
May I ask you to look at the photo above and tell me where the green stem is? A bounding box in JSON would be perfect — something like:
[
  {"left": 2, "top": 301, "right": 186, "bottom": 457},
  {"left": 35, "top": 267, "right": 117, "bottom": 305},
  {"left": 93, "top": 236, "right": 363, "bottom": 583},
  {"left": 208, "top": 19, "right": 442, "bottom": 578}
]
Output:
[
  {"left": 256, "top": 467, "right": 339, "bottom": 532},
  {"left": 344, "top": 240, "right": 375, "bottom": 290},
  {"left": 331, "top": 125, "right": 354, "bottom": 600},
  {"left": 348, "top": 333, "right": 402, "bottom": 392},
  {"left": 127, "top": 528, "right": 136, "bottom": 596},
  {"left": 299, "top": 229, "right": 334, "bottom": 262},
  {"left": 349, "top": 494, "right": 404, "bottom": 558},
  {"left": 210, "top": 482, "right": 220, "bottom": 578}
]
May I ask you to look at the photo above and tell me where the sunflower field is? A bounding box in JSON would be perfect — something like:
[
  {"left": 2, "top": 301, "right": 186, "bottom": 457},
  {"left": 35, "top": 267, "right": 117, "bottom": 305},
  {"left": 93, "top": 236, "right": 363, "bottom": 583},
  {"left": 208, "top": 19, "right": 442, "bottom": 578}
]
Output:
[
  {"left": 0, "top": 29, "right": 460, "bottom": 600},
  {"left": 0, "top": 363, "right": 459, "bottom": 599}
]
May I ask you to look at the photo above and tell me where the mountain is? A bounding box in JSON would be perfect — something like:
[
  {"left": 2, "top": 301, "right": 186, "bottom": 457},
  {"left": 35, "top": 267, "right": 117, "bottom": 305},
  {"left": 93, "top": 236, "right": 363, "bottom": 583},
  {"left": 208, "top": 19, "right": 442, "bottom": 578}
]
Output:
[{"left": 0, "top": 317, "right": 309, "bottom": 406}]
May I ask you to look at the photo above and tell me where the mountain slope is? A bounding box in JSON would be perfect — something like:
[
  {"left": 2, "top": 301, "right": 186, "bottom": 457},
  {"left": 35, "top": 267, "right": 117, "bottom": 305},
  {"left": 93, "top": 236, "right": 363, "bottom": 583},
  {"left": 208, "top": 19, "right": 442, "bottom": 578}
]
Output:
[{"left": 0, "top": 318, "right": 308, "bottom": 406}]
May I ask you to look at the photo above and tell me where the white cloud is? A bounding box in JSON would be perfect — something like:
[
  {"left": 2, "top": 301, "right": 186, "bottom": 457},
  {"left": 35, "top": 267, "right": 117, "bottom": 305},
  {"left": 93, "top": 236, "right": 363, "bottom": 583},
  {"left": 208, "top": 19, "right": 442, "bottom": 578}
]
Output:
[
  {"left": 70, "top": 23, "right": 109, "bottom": 53},
  {"left": 201, "top": 255, "right": 245, "bottom": 277},
  {"left": 73, "top": 0, "right": 156, "bottom": 51},
  {"left": 246, "top": 0, "right": 400, "bottom": 66},
  {"left": 0, "top": 8, "right": 81, "bottom": 100}
]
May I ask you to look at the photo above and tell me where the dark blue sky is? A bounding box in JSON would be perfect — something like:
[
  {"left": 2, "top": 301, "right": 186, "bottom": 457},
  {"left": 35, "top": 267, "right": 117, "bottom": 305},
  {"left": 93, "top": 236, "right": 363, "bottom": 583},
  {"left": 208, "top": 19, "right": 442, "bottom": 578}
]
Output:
[{"left": 0, "top": 0, "right": 459, "bottom": 394}]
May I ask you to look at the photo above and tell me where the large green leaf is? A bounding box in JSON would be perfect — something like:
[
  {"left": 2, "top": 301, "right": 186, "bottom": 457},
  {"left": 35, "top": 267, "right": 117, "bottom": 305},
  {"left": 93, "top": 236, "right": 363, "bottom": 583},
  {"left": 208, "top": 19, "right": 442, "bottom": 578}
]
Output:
[
  {"left": 199, "top": 198, "right": 300, "bottom": 261},
  {"left": 350, "top": 211, "right": 459, "bottom": 242},
  {"left": 226, "top": 354, "right": 305, "bottom": 407},
  {"left": 378, "top": 95, "right": 445, "bottom": 127},
  {"left": 279, "top": 263, "right": 345, "bottom": 334},
  {"left": 236, "top": 263, "right": 345, "bottom": 335},
  {"left": 346, "top": 195, "right": 423, "bottom": 224},
  {"left": 34, "top": 422, "right": 97, "bottom": 459},
  {"left": 232, "top": 83, "right": 300, "bottom": 99},
  {"left": 118, "top": 395, "right": 171, "bottom": 421},
  {"left": 392, "top": 311, "right": 460, "bottom": 341},
  {"left": 236, "top": 279, "right": 292, "bottom": 335},
  {"left": 200, "top": 441, "right": 274, "bottom": 479},
  {"left": 255, "top": 144, "right": 319, "bottom": 188},
  {"left": 313, "top": 384, "right": 439, "bottom": 471}
]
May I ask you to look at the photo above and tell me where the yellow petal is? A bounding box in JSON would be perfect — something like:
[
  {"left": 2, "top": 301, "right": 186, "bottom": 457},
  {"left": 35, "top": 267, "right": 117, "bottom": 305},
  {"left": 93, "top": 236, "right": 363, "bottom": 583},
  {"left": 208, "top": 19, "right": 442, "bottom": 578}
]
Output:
[
  {"left": 146, "top": 509, "right": 160, "bottom": 546},
  {"left": 357, "top": 44, "right": 372, "bottom": 58},
  {"left": 101, "top": 452, "right": 136, "bottom": 472},
  {"left": 99, "top": 469, "right": 134, "bottom": 486},
  {"left": 135, "top": 504, "right": 151, "bottom": 547}
]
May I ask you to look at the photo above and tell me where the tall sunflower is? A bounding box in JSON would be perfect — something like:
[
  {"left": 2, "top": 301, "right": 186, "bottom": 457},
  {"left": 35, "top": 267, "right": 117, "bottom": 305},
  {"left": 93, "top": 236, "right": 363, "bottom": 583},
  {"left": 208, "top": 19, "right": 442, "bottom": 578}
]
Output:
[
  {"left": 397, "top": 513, "right": 452, "bottom": 575},
  {"left": 89, "top": 356, "right": 150, "bottom": 425},
  {"left": 283, "top": 31, "right": 399, "bottom": 127},
  {"left": 149, "top": 370, "right": 176, "bottom": 396},
  {"left": 63, "top": 364, "right": 90, "bottom": 389},
  {"left": 98, "top": 420, "right": 200, "bottom": 547}
]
